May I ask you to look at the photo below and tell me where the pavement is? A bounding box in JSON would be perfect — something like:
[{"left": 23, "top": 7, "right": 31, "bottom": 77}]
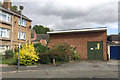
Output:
[{"left": 1, "top": 60, "right": 120, "bottom": 78}]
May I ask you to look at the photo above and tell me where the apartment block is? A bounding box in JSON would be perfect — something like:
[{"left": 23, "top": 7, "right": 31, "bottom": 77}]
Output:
[{"left": 0, "top": 0, "right": 32, "bottom": 54}]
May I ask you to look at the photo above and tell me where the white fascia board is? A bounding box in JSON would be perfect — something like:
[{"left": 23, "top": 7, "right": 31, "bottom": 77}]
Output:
[{"left": 47, "top": 27, "right": 107, "bottom": 34}]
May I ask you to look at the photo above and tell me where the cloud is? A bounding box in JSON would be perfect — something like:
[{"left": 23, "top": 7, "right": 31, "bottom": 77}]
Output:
[{"left": 12, "top": 0, "right": 118, "bottom": 32}]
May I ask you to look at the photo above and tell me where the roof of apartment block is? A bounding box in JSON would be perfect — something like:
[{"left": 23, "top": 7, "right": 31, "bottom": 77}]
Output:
[{"left": 0, "top": 4, "right": 32, "bottom": 22}]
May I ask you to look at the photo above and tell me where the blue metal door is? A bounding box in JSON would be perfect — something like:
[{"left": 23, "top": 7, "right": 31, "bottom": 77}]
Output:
[{"left": 110, "top": 46, "right": 120, "bottom": 59}]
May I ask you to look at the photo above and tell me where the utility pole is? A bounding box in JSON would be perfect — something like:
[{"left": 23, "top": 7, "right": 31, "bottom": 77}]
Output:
[{"left": 17, "top": 6, "right": 24, "bottom": 69}]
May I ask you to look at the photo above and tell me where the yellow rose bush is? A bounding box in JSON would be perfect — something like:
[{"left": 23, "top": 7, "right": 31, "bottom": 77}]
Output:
[{"left": 14, "top": 43, "right": 39, "bottom": 66}]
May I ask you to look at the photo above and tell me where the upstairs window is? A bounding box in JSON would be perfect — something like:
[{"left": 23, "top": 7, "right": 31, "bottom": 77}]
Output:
[
  {"left": 18, "top": 32, "right": 26, "bottom": 40},
  {"left": 19, "top": 18, "right": 26, "bottom": 27},
  {"left": 0, "top": 28, "right": 10, "bottom": 38},
  {"left": 0, "top": 11, "right": 11, "bottom": 22}
]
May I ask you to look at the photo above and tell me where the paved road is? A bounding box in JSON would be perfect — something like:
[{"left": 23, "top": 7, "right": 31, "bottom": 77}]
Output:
[
  {"left": 2, "top": 60, "right": 119, "bottom": 78},
  {"left": 2, "top": 69, "right": 118, "bottom": 78}
]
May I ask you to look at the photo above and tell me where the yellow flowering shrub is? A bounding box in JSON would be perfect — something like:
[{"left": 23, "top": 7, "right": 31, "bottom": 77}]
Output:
[{"left": 14, "top": 43, "right": 39, "bottom": 66}]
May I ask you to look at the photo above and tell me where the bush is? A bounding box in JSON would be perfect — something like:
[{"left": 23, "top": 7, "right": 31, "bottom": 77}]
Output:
[
  {"left": 5, "top": 50, "right": 14, "bottom": 59},
  {"left": 34, "top": 43, "right": 50, "bottom": 64},
  {"left": 14, "top": 45, "right": 22, "bottom": 53},
  {"left": 34, "top": 43, "right": 49, "bottom": 54},
  {"left": 71, "top": 50, "right": 80, "bottom": 61},
  {"left": 62, "top": 42, "right": 80, "bottom": 61},
  {"left": 49, "top": 44, "right": 69, "bottom": 63},
  {"left": 38, "top": 53, "right": 50, "bottom": 64},
  {"left": 49, "top": 42, "right": 80, "bottom": 63},
  {"left": 34, "top": 42, "right": 80, "bottom": 64},
  {"left": 14, "top": 43, "right": 39, "bottom": 66}
]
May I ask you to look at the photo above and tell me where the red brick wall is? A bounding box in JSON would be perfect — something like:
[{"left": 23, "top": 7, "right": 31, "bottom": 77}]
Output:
[{"left": 49, "top": 31, "right": 107, "bottom": 61}]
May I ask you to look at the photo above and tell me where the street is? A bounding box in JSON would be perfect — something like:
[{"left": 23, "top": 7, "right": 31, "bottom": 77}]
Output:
[
  {"left": 2, "top": 69, "right": 118, "bottom": 78},
  {"left": 2, "top": 60, "right": 119, "bottom": 78}
]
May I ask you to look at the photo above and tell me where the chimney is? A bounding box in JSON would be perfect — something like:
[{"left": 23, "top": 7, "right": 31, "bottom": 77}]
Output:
[{"left": 2, "top": 0, "right": 11, "bottom": 10}]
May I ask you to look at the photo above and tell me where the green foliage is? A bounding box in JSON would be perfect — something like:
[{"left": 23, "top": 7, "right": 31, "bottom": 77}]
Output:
[
  {"left": 10, "top": 2, "right": 21, "bottom": 13},
  {"left": 38, "top": 53, "right": 50, "bottom": 64},
  {"left": 49, "top": 42, "right": 80, "bottom": 63},
  {"left": 14, "top": 45, "right": 22, "bottom": 53},
  {"left": 34, "top": 43, "right": 49, "bottom": 54},
  {"left": 2, "top": 57, "right": 16, "bottom": 65},
  {"left": 34, "top": 43, "right": 50, "bottom": 64},
  {"left": 49, "top": 44, "right": 69, "bottom": 62},
  {"left": 72, "top": 50, "right": 80, "bottom": 61},
  {"left": 62, "top": 42, "right": 80, "bottom": 61},
  {"left": 5, "top": 50, "right": 14, "bottom": 59},
  {"left": 36, "top": 42, "right": 80, "bottom": 64},
  {"left": 0, "top": 2, "right": 2, "bottom": 6},
  {"left": 10, "top": 5, "right": 18, "bottom": 11},
  {"left": 14, "top": 44, "right": 39, "bottom": 66},
  {"left": 33, "top": 25, "right": 50, "bottom": 34},
  {"left": 18, "top": 10, "right": 21, "bottom": 13}
]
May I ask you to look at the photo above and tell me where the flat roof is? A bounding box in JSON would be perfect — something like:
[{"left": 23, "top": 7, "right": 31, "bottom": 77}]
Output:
[{"left": 47, "top": 27, "right": 107, "bottom": 34}]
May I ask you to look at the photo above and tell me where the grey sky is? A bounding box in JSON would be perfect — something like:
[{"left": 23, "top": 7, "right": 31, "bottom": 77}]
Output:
[{"left": 9, "top": 0, "right": 118, "bottom": 33}]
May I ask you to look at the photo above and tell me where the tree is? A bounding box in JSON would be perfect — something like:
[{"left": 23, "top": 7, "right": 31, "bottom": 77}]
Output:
[
  {"left": 33, "top": 25, "right": 50, "bottom": 34},
  {"left": 0, "top": 2, "right": 2, "bottom": 7},
  {"left": 10, "top": 5, "right": 18, "bottom": 11},
  {"left": 10, "top": 2, "right": 21, "bottom": 13}
]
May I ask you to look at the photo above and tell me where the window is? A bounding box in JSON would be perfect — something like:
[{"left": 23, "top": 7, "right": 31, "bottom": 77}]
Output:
[
  {"left": 23, "top": 20, "right": 26, "bottom": 26},
  {"left": 19, "top": 18, "right": 26, "bottom": 27},
  {"left": 0, "top": 11, "right": 11, "bottom": 22},
  {"left": 0, "top": 45, "right": 9, "bottom": 55},
  {"left": 0, "top": 28, "right": 10, "bottom": 38},
  {"left": 18, "top": 32, "right": 26, "bottom": 40}
]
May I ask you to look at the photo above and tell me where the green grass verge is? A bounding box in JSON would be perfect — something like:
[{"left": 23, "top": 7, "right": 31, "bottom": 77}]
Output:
[{"left": 1, "top": 57, "right": 17, "bottom": 65}]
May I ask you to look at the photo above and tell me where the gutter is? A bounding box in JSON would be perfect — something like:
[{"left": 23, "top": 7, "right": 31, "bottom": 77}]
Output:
[{"left": 47, "top": 27, "right": 107, "bottom": 34}]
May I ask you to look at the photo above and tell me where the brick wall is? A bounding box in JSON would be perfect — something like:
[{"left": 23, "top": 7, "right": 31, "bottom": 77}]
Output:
[
  {"left": 49, "top": 31, "right": 107, "bottom": 61},
  {"left": 1, "top": 13, "right": 31, "bottom": 49}
]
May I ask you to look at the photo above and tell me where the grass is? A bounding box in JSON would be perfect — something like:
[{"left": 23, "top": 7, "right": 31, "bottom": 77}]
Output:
[{"left": 1, "top": 57, "right": 17, "bottom": 65}]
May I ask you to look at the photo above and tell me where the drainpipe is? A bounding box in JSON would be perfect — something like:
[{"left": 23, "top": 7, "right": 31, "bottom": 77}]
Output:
[{"left": 11, "top": 14, "right": 14, "bottom": 50}]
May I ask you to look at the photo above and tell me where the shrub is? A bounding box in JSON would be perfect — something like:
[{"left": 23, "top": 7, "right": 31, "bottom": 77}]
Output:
[
  {"left": 71, "top": 50, "right": 80, "bottom": 61},
  {"left": 14, "top": 43, "right": 39, "bottom": 66},
  {"left": 35, "top": 42, "right": 80, "bottom": 64},
  {"left": 34, "top": 43, "right": 50, "bottom": 64},
  {"left": 14, "top": 45, "right": 22, "bottom": 53},
  {"left": 34, "top": 43, "right": 49, "bottom": 54},
  {"left": 38, "top": 53, "right": 50, "bottom": 64},
  {"left": 49, "top": 42, "right": 80, "bottom": 63},
  {"left": 5, "top": 50, "right": 14, "bottom": 59},
  {"left": 62, "top": 42, "right": 80, "bottom": 61}
]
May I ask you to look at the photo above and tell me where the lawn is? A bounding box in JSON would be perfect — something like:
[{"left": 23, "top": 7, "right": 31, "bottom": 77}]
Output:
[{"left": 1, "top": 57, "right": 16, "bottom": 65}]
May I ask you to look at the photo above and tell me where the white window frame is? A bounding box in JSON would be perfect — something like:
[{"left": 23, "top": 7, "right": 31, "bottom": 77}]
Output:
[
  {"left": 18, "top": 32, "right": 26, "bottom": 40},
  {"left": 0, "top": 28, "right": 10, "bottom": 38},
  {"left": 0, "top": 45, "right": 10, "bottom": 55},
  {"left": 19, "top": 18, "right": 26, "bottom": 27},
  {"left": 0, "top": 11, "right": 11, "bottom": 22}
]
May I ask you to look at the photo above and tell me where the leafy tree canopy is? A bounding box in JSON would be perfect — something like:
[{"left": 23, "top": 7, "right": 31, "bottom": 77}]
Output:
[
  {"left": 0, "top": 2, "right": 2, "bottom": 6},
  {"left": 10, "top": 2, "right": 21, "bottom": 13},
  {"left": 33, "top": 25, "right": 51, "bottom": 34}
]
